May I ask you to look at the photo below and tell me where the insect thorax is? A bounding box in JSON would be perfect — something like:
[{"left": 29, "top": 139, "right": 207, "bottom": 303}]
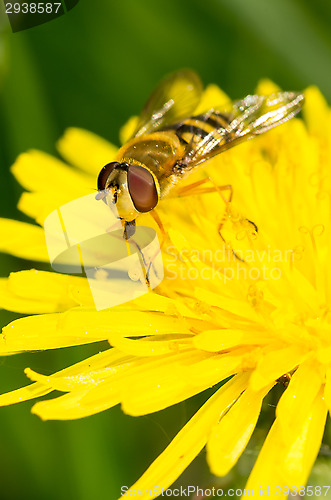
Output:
[{"left": 116, "top": 131, "right": 187, "bottom": 198}]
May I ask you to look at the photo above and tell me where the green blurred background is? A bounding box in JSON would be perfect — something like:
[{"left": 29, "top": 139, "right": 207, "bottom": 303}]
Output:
[{"left": 0, "top": 0, "right": 331, "bottom": 498}]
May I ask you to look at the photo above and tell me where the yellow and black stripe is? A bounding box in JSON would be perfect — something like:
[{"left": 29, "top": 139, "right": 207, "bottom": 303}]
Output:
[{"left": 171, "top": 111, "right": 232, "bottom": 147}]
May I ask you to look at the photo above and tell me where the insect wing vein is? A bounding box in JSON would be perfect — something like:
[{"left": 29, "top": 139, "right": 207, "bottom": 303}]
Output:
[
  {"left": 180, "top": 91, "right": 304, "bottom": 169},
  {"left": 132, "top": 69, "right": 203, "bottom": 138}
]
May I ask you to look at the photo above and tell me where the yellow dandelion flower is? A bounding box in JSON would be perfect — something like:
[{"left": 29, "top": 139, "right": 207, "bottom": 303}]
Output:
[{"left": 0, "top": 79, "right": 330, "bottom": 498}]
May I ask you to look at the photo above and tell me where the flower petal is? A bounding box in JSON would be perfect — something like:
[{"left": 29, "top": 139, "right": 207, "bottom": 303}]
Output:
[
  {"left": 25, "top": 347, "right": 131, "bottom": 391},
  {"left": 276, "top": 358, "right": 323, "bottom": 441},
  {"left": 245, "top": 387, "right": 327, "bottom": 494},
  {"left": 207, "top": 382, "right": 273, "bottom": 476},
  {"left": 193, "top": 329, "right": 272, "bottom": 352},
  {"left": 0, "top": 381, "right": 52, "bottom": 406},
  {"left": 195, "top": 287, "right": 262, "bottom": 324},
  {"left": 120, "top": 351, "right": 244, "bottom": 416},
  {"left": 57, "top": 128, "right": 118, "bottom": 175},
  {"left": 195, "top": 84, "right": 229, "bottom": 113},
  {"left": 0, "top": 271, "right": 80, "bottom": 314},
  {"left": 255, "top": 79, "right": 281, "bottom": 96},
  {"left": 82, "top": 348, "right": 208, "bottom": 416},
  {"left": 324, "top": 366, "right": 331, "bottom": 413},
  {"left": 119, "top": 117, "right": 138, "bottom": 145},
  {"left": 31, "top": 389, "right": 120, "bottom": 420},
  {"left": 250, "top": 345, "right": 309, "bottom": 391},
  {"left": 107, "top": 334, "right": 194, "bottom": 357},
  {"left": 303, "top": 86, "right": 330, "bottom": 137},
  {"left": 11, "top": 150, "right": 93, "bottom": 193},
  {"left": 0, "top": 310, "right": 107, "bottom": 353},
  {"left": 0, "top": 305, "right": 210, "bottom": 354},
  {"left": 0, "top": 348, "right": 128, "bottom": 411},
  {"left": 0, "top": 218, "right": 49, "bottom": 261},
  {"left": 122, "top": 373, "right": 250, "bottom": 500},
  {"left": 17, "top": 191, "right": 79, "bottom": 226}
]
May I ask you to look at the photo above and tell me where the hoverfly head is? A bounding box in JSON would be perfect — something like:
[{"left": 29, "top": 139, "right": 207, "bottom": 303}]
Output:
[{"left": 97, "top": 162, "right": 158, "bottom": 221}]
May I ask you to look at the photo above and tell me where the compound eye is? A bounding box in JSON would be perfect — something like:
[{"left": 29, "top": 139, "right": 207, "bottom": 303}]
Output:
[
  {"left": 127, "top": 164, "right": 158, "bottom": 213},
  {"left": 97, "top": 162, "right": 121, "bottom": 190}
]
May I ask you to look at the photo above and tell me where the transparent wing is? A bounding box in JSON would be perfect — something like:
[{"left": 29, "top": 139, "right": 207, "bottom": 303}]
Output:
[
  {"left": 132, "top": 69, "right": 203, "bottom": 138},
  {"left": 179, "top": 91, "right": 305, "bottom": 169}
]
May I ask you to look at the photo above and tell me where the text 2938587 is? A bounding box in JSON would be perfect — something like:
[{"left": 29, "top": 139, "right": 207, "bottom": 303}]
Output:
[{"left": 5, "top": 2, "right": 62, "bottom": 14}]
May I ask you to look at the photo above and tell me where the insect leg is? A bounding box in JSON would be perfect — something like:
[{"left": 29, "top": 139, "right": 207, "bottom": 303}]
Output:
[
  {"left": 176, "top": 177, "right": 233, "bottom": 204},
  {"left": 138, "top": 209, "right": 167, "bottom": 282},
  {"left": 176, "top": 177, "right": 236, "bottom": 238},
  {"left": 175, "top": 178, "right": 246, "bottom": 262},
  {"left": 150, "top": 209, "right": 167, "bottom": 249},
  {"left": 185, "top": 179, "right": 257, "bottom": 263},
  {"left": 123, "top": 220, "right": 152, "bottom": 290}
]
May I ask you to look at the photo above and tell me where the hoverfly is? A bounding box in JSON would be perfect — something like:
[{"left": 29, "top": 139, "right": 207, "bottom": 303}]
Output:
[{"left": 97, "top": 69, "right": 304, "bottom": 235}]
